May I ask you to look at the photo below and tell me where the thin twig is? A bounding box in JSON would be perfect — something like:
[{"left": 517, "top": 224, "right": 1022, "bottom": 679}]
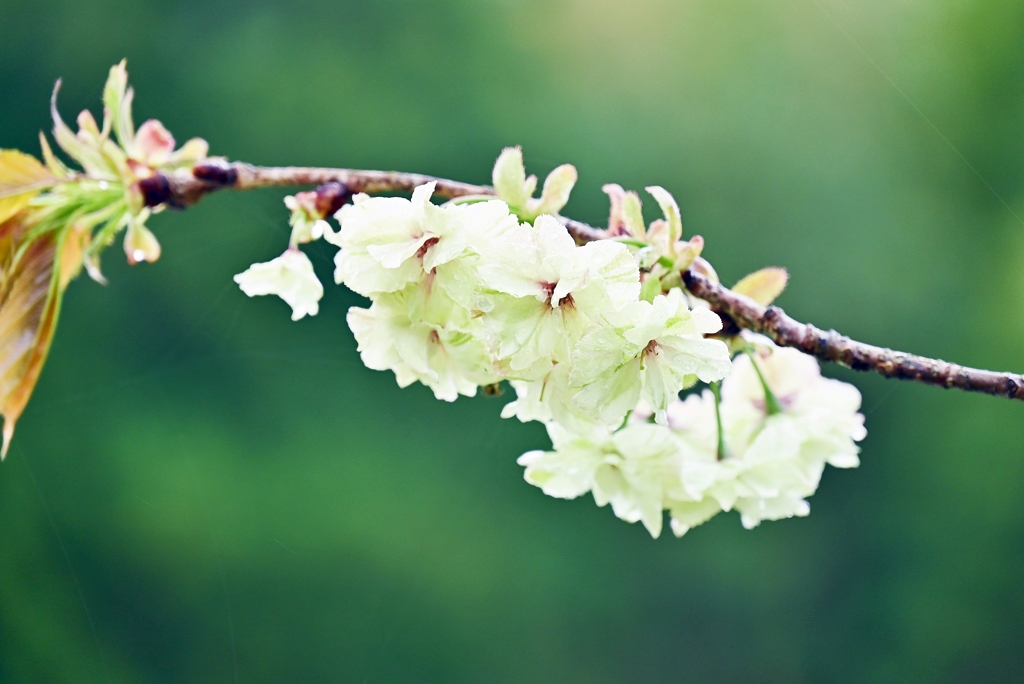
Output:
[
  {"left": 683, "top": 270, "right": 1024, "bottom": 401},
  {"left": 162, "top": 161, "right": 1024, "bottom": 402},
  {"left": 164, "top": 162, "right": 606, "bottom": 242}
]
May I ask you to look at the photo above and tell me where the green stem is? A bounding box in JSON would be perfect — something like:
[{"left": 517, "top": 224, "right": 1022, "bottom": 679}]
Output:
[
  {"left": 710, "top": 381, "right": 729, "bottom": 461},
  {"left": 611, "top": 237, "right": 650, "bottom": 248},
  {"left": 746, "top": 352, "right": 783, "bottom": 415}
]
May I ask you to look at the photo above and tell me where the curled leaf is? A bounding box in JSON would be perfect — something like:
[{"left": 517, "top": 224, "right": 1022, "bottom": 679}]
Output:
[
  {"left": 59, "top": 224, "right": 92, "bottom": 289},
  {"left": 0, "top": 219, "right": 67, "bottom": 458},
  {"left": 491, "top": 147, "right": 576, "bottom": 221},
  {"left": 732, "top": 267, "right": 789, "bottom": 306},
  {"left": 533, "top": 163, "right": 577, "bottom": 216},
  {"left": 645, "top": 186, "right": 683, "bottom": 245},
  {"left": 604, "top": 184, "right": 646, "bottom": 239},
  {"left": 492, "top": 146, "right": 529, "bottom": 210},
  {"left": 51, "top": 81, "right": 114, "bottom": 178}
]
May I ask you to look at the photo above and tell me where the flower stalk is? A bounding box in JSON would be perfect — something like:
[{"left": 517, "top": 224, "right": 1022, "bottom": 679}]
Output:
[{"left": 709, "top": 381, "right": 728, "bottom": 461}]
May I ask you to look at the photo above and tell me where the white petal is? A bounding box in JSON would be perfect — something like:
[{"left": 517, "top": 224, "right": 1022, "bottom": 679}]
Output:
[{"left": 234, "top": 249, "right": 323, "bottom": 320}]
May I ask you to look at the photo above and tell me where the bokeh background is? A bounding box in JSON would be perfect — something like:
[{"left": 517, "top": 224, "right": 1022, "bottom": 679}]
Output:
[{"left": 2, "top": 1, "right": 1024, "bottom": 682}]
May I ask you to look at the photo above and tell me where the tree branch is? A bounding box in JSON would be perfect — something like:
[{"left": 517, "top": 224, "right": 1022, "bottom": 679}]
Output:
[
  {"left": 164, "top": 162, "right": 607, "bottom": 242},
  {"left": 682, "top": 270, "right": 1024, "bottom": 401},
  {"left": 162, "top": 161, "right": 1024, "bottom": 402}
]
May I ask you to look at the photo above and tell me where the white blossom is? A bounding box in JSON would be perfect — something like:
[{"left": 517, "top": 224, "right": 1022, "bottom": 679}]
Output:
[
  {"left": 665, "top": 346, "right": 866, "bottom": 536},
  {"left": 328, "top": 182, "right": 517, "bottom": 302},
  {"left": 516, "top": 345, "right": 866, "bottom": 538},
  {"left": 570, "top": 289, "right": 732, "bottom": 426},
  {"left": 518, "top": 422, "right": 686, "bottom": 538},
  {"left": 500, "top": 362, "right": 599, "bottom": 432},
  {"left": 233, "top": 249, "right": 323, "bottom": 321},
  {"left": 478, "top": 214, "right": 640, "bottom": 377},
  {"left": 346, "top": 281, "right": 499, "bottom": 402}
]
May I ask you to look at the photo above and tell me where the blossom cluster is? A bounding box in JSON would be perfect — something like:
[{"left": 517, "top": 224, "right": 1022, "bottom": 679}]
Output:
[
  {"left": 519, "top": 343, "right": 865, "bottom": 537},
  {"left": 235, "top": 148, "right": 867, "bottom": 537}
]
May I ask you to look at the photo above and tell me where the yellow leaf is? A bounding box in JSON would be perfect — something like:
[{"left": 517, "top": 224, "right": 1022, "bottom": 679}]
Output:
[
  {"left": 59, "top": 224, "right": 92, "bottom": 289},
  {"left": 0, "top": 150, "right": 56, "bottom": 225},
  {"left": 0, "top": 217, "right": 65, "bottom": 458},
  {"left": 732, "top": 267, "right": 789, "bottom": 306}
]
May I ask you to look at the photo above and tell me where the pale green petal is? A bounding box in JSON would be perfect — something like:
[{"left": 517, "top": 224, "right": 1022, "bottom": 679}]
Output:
[
  {"left": 410, "top": 181, "right": 436, "bottom": 206},
  {"left": 422, "top": 230, "right": 468, "bottom": 272},
  {"left": 500, "top": 363, "right": 594, "bottom": 429},
  {"left": 668, "top": 498, "right": 723, "bottom": 537},
  {"left": 478, "top": 261, "right": 547, "bottom": 299},
  {"left": 347, "top": 304, "right": 406, "bottom": 374},
  {"left": 366, "top": 234, "right": 431, "bottom": 269},
  {"left": 575, "top": 240, "right": 641, "bottom": 310},
  {"left": 569, "top": 326, "right": 636, "bottom": 386},
  {"left": 572, "top": 357, "right": 643, "bottom": 426},
  {"left": 531, "top": 215, "right": 578, "bottom": 261},
  {"left": 736, "top": 495, "right": 810, "bottom": 529},
  {"left": 656, "top": 335, "right": 732, "bottom": 384},
  {"left": 334, "top": 249, "right": 422, "bottom": 295},
  {"left": 234, "top": 249, "right": 323, "bottom": 321}
]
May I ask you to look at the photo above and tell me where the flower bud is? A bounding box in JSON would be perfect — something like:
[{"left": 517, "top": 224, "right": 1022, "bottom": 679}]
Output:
[
  {"left": 131, "top": 119, "right": 175, "bottom": 166},
  {"left": 136, "top": 174, "right": 172, "bottom": 208},
  {"left": 193, "top": 160, "right": 238, "bottom": 186},
  {"left": 124, "top": 220, "right": 161, "bottom": 264}
]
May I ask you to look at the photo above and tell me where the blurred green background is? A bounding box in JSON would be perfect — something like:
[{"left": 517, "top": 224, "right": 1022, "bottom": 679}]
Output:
[{"left": 2, "top": 0, "right": 1024, "bottom": 682}]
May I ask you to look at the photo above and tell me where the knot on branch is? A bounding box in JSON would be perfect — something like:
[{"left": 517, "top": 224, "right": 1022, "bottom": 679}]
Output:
[
  {"left": 138, "top": 174, "right": 172, "bottom": 208},
  {"left": 193, "top": 160, "right": 239, "bottom": 187}
]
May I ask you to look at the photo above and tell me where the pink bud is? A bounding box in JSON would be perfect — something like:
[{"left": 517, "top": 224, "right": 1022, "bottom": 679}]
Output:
[{"left": 132, "top": 119, "right": 176, "bottom": 166}]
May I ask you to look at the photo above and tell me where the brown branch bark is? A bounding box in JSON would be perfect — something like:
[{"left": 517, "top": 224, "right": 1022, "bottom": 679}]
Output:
[
  {"left": 162, "top": 161, "right": 1024, "bottom": 402},
  {"left": 682, "top": 270, "right": 1024, "bottom": 400},
  {"left": 163, "top": 162, "right": 606, "bottom": 242}
]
